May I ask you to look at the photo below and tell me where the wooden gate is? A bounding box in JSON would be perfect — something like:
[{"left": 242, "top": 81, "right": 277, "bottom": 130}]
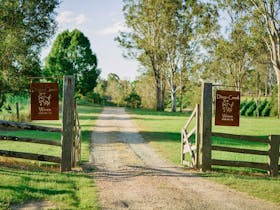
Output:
[
  {"left": 181, "top": 104, "right": 200, "bottom": 168},
  {"left": 199, "top": 82, "right": 280, "bottom": 176},
  {"left": 0, "top": 76, "right": 81, "bottom": 172}
]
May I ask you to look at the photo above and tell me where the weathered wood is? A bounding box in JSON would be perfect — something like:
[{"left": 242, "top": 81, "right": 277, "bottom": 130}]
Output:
[
  {"left": 200, "top": 82, "right": 212, "bottom": 171},
  {"left": 0, "top": 120, "right": 61, "bottom": 132},
  {"left": 61, "top": 76, "right": 75, "bottom": 172},
  {"left": 268, "top": 135, "right": 280, "bottom": 177},
  {"left": 181, "top": 129, "right": 184, "bottom": 164},
  {"left": 186, "top": 127, "right": 196, "bottom": 139},
  {"left": 195, "top": 104, "right": 200, "bottom": 168},
  {"left": 0, "top": 150, "right": 61, "bottom": 163},
  {"left": 212, "top": 145, "right": 268, "bottom": 156},
  {"left": 211, "top": 159, "right": 268, "bottom": 170},
  {"left": 16, "top": 102, "right": 19, "bottom": 121},
  {"left": 183, "top": 107, "right": 197, "bottom": 130},
  {"left": 0, "top": 135, "right": 61, "bottom": 146},
  {"left": 212, "top": 132, "right": 269, "bottom": 143}
]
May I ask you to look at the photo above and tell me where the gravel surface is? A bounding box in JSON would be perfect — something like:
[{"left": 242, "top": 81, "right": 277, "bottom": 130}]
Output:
[{"left": 91, "top": 107, "right": 279, "bottom": 210}]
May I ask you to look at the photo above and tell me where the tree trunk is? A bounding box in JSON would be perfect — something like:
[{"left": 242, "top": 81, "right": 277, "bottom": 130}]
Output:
[
  {"left": 277, "top": 71, "right": 280, "bottom": 119},
  {"left": 171, "top": 85, "right": 176, "bottom": 112},
  {"left": 156, "top": 84, "right": 161, "bottom": 111},
  {"left": 160, "top": 81, "right": 165, "bottom": 111}
]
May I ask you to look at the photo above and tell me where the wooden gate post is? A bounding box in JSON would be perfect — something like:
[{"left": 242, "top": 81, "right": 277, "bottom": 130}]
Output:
[
  {"left": 61, "top": 76, "right": 75, "bottom": 172},
  {"left": 268, "top": 135, "right": 280, "bottom": 177},
  {"left": 200, "top": 82, "right": 212, "bottom": 171}
]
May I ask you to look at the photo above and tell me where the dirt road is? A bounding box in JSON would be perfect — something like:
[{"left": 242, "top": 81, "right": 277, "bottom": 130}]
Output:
[{"left": 91, "top": 107, "right": 279, "bottom": 210}]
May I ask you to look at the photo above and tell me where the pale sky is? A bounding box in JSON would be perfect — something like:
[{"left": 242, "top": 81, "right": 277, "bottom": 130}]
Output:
[{"left": 41, "top": 0, "right": 139, "bottom": 81}]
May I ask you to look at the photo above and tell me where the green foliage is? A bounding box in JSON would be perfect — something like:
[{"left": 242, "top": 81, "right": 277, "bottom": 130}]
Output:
[
  {"left": 44, "top": 29, "right": 100, "bottom": 96},
  {"left": 253, "top": 99, "right": 268, "bottom": 116},
  {"left": 261, "top": 101, "right": 271, "bottom": 117},
  {"left": 0, "top": 0, "right": 59, "bottom": 108},
  {"left": 125, "top": 92, "right": 141, "bottom": 108},
  {"left": 240, "top": 99, "right": 254, "bottom": 116},
  {"left": 245, "top": 101, "right": 256, "bottom": 116}
]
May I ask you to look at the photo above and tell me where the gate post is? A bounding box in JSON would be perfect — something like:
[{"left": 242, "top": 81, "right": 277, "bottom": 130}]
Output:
[
  {"left": 61, "top": 76, "right": 75, "bottom": 172},
  {"left": 268, "top": 135, "right": 280, "bottom": 177},
  {"left": 200, "top": 82, "right": 212, "bottom": 171}
]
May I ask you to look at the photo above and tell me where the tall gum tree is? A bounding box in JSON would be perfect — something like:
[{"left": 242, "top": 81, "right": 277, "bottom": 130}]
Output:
[
  {"left": 117, "top": 0, "right": 217, "bottom": 111},
  {"left": 250, "top": 0, "right": 280, "bottom": 118}
]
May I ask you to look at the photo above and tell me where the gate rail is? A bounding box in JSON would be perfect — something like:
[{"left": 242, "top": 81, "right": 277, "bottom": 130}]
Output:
[{"left": 181, "top": 104, "right": 200, "bottom": 168}]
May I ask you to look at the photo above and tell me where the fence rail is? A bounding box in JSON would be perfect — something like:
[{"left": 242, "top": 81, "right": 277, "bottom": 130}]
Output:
[
  {"left": 211, "top": 133, "right": 280, "bottom": 176},
  {"left": 0, "top": 150, "right": 61, "bottom": 163},
  {"left": 0, "top": 135, "right": 61, "bottom": 146},
  {"left": 0, "top": 120, "right": 61, "bottom": 132}
]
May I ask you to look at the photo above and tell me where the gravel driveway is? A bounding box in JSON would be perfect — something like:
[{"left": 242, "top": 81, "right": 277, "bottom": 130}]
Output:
[{"left": 90, "top": 107, "right": 279, "bottom": 210}]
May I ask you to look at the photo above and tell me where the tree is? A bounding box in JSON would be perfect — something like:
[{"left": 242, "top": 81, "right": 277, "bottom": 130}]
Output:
[
  {"left": 0, "top": 0, "right": 59, "bottom": 107},
  {"left": 44, "top": 29, "right": 100, "bottom": 96},
  {"left": 249, "top": 0, "right": 280, "bottom": 118},
  {"left": 117, "top": 0, "right": 169, "bottom": 111},
  {"left": 117, "top": 0, "right": 217, "bottom": 111},
  {"left": 162, "top": 0, "right": 217, "bottom": 112}
]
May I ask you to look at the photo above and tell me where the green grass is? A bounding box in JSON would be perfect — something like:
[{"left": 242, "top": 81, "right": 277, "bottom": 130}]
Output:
[
  {"left": 127, "top": 108, "right": 280, "bottom": 205},
  {"left": 0, "top": 100, "right": 103, "bottom": 209}
]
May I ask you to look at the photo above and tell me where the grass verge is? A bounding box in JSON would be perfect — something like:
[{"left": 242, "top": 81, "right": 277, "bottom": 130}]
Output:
[
  {"left": 0, "top": 100, "right": 103, "bottom": 209},
  {"left": 127, "top": 108, "right": 280, "bottom": 205}
]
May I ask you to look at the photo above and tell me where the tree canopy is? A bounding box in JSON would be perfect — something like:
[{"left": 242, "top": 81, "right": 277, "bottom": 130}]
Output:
[
  {"left": 44, "top": 29, "right": 100, "bottom": 96},
  {"left": 0, "top": 0, "right": 59, "bottom": 106}
]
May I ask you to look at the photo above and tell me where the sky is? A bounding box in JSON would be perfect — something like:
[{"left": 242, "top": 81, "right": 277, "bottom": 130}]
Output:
[{"left": 41, "top": 0, "right": 139, "bottom": 81}]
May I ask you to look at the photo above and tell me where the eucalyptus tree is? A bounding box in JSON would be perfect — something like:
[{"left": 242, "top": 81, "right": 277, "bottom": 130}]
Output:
[
  {"left": 218, "top": 0, "right": 280, "bottom": 116},
  {"left": 249, "top": 0, "right": 280, "bottom": 117},
  {"left": 117, "top": 0, "right": 217, "bottom": 111},
  {"left": 117, "top": 0, "right": 171, "bottom": 111},
  {"left": 0, "top": 0, "right": 59, "bottom": 107},
  {"left": 162, "top": 0, "right": 218, "bottom": 112}
]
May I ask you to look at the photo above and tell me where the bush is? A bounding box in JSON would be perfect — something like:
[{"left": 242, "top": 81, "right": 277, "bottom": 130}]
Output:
[
  {"left": 125, "top": 92, "right": 141, "bottom": 108},
  {"left": 245, "top": 101, "right": 256, "bottom": 116},
  {"left": 261, "top": 101, "right": 271, "bottom": 116},
  {"left": 240, "top": 99, "right": 254, "bottom": 116},
  {"left": 254, "top": 99, "right": 268, "bottom": 116}
]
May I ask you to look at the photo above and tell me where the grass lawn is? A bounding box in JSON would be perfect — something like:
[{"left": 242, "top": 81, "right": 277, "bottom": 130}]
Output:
[
  {"left": 0, "top": 100, "right": 103, "bottom": 209},
  {"left": 127, "top": 108, "right": 280, "bottom": 205}
]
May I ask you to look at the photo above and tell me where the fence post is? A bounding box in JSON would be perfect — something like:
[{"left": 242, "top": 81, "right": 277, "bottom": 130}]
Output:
[
  {"left": 195, "top": 104, "right": 200, "bottom": 168},
  {"left": 16, "top": 102, "right": 19, "bottom": 121},
  {"left": 200, "top": 82, "right": 212, "bottom": 171},
  {"left": 268, "top": 135, "right": 280, "bottom": 177},
  {"left": 61, "top": 76, "right": 75, "bottom": 172}
]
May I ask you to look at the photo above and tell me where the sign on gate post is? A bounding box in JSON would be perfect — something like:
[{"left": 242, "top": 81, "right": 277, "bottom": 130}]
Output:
[
  {"left": 215, "top": 90, "right": 240, "bottom": 126},
  {"left": 30, "top": 83, "right": 59, "bottom": 120}
]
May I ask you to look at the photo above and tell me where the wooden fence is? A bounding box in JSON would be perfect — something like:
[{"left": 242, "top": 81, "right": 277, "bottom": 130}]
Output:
[
  {"left": 211, "top": 132, "right": 280, "bottom": 176},
  {"left": 0, "top": 76, "right": 81, "bottom": 172},
  {"left": 199, "top": 82, "right": 280, "bottom": 176},
  {"left": 0, "top": 120, "right": 62, "bottom": 163},
  {"left": 181, "top": 104, "right": 200, "bottom": 168}
]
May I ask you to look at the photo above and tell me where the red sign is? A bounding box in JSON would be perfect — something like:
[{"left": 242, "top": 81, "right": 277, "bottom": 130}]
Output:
[
  {"left": 215, "top": 90, "right": 240, "bottom": 126},
  {"left": 30, "top": 83, "right": 59, "bottom": 120}
]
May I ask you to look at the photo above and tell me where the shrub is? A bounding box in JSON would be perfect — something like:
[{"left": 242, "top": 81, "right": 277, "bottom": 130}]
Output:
[
  {"left": 245, "top": 101, "right": 257, "bottom": 116},
  {"left": 240, "top": 99, "right": 254, "bottom": 116},
  {"left": 254, "top": 99, "right": 268, "bottom": 117},
  {"left": 261, "top": 101, "right": 271, "bottom": 116}
]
